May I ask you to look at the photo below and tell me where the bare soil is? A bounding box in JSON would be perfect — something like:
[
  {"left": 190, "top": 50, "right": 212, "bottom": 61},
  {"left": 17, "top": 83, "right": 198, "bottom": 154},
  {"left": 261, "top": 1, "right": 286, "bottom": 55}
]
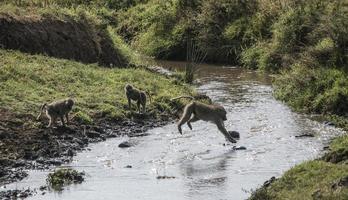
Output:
[{"left": 0, "top": 13, "right": 128, "bottom": 67}]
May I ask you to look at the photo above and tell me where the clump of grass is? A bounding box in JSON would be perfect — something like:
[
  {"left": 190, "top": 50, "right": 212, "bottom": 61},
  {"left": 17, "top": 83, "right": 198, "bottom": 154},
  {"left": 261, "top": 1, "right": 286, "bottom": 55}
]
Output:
[
  {"left": 0, "top": 49, "right": 193, "bottom": 122},
  {"left": 74, "top": 111, "right": 93, "bottom": 125},
  {"left": 46, "top": 168, "right": 85, "bottom": 191},
  {"left": 184, "top": 39, "right": 206, "bottom": 84},
  {"left": 323, "top": 135, "right": 348, "bottom": 164},
  {"left": 250, "top": 160, "right": 348, "bottom": 199}
]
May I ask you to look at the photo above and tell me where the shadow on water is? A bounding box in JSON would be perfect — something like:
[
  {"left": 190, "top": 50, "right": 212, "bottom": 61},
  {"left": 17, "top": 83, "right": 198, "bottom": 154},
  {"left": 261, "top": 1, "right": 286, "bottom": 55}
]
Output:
[{"left": 1, "top": 61, "right": 345, "bottom": 200}]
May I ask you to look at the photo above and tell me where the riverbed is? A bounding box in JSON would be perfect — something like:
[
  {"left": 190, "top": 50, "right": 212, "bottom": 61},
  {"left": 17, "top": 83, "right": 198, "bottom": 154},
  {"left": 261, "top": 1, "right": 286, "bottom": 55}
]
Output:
[{"left": 1, "top": 62, "right": 344, "bottom": 200}]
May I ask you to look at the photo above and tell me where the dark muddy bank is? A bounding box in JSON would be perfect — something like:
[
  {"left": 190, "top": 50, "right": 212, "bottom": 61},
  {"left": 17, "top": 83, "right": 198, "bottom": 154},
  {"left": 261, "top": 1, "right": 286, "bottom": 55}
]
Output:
[{"left": 0, "top": 108, "right": 170, "bottom": 187}]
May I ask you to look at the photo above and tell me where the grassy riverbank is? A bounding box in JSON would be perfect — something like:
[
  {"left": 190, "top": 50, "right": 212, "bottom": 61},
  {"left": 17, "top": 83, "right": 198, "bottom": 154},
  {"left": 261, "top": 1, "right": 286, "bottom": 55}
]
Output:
[
  {"left": 0, "top": 49, "right": 192, "bottom": 187},
  {"left": 0, "top": 49, "right": 191, "bottom": 123},
  {"left": 250, "top": 135, "right": 348, "bottom": 199}
]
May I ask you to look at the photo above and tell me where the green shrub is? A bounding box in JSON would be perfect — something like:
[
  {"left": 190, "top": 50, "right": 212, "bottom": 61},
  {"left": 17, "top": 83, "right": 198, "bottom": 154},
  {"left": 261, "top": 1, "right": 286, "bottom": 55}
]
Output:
[
  {"left": 274, "top": 64, "right": 348, "bottom": 115},
  {"left": 241, "top": 42, "right": 266, "bottom": 69}
]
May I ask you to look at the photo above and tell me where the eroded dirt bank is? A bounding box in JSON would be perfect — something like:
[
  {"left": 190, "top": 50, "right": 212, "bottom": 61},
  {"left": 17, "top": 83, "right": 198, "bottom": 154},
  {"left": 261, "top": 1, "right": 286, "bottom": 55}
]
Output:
[{"left": 0, "top": 13, "right": 128, "bottom": 67}]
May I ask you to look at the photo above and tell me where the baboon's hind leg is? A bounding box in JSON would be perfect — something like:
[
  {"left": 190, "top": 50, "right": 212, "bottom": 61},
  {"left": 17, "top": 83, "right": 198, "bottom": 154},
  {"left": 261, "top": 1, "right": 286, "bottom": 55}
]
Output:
[
  {"left": 177, "top": 103, "right": 194, "bottom": 134},
  {"left": 187, "top": 115, "right": 199, "bottom": 130},
  {"left": 137, "top": 101, "right": 141, "bottom": 113},
  {"left": 141, "top": 98, "right": 146, "bottom": 113},
  {"left": 47, "top": 116, "right": 56, "bottom": 128}
]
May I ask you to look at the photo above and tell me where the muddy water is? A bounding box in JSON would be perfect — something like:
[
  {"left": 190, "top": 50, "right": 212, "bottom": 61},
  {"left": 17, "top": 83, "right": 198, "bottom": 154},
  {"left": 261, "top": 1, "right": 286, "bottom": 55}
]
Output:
[{"left": 2, "top": 62, "right": 345, "bottom": 200}]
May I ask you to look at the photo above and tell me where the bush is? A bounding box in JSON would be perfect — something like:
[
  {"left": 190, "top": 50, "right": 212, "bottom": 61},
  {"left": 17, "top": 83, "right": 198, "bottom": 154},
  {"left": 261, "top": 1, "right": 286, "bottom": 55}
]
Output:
[
  {"left": 274, "top": 64, "right": 348, "bottom": 115},
  {"left": 241, "top": 42, "right": 266, "bottom": 69}
]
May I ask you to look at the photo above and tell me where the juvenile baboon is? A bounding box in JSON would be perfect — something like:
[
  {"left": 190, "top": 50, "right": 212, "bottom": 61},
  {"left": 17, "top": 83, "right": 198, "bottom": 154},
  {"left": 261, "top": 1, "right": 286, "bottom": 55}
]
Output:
[
  {"left": 37, "top": 98, "right": 74, "bottom": 128},
  {"left": 171, "top": 96, "right": 236, "bottom": 143},
  {"left": 124, "top": 84, "right": 148, "bottom": 113}
]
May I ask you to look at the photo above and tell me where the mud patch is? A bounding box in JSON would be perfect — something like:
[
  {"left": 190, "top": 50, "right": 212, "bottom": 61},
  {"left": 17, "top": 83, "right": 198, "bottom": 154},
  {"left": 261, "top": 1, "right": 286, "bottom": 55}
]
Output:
[
  {"left": 0, "top": 108, "right": 169, "bottom": 186},
  {"left": 0, "top": 188, "right": 37, "bottom": 200}
]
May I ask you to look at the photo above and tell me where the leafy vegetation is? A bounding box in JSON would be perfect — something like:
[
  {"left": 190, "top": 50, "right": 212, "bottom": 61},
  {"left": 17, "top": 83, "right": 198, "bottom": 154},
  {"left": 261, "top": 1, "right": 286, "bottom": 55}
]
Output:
[
  {"left": 274, "top": 65, "right": 348, "bottom": 115},
  {"left": 46, "top": 168, "right": 85, "bottom": 190},
  {"left": 114, "top": 0, "right": 348, "bottom": 117},
  {"left": 0, "top": 1, "right": 347, "bottom": 199}
]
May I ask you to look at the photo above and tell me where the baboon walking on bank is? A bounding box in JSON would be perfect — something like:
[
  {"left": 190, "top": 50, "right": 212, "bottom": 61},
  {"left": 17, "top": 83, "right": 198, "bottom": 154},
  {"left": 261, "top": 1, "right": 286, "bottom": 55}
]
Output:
[
  {"left": 171, "top": 96, "right": 236, "bottom": 143},
  {"left": 124, "top": 84, "right": 149, "bottom": 113},
  {"left": 37, "top": 98, "right": 74, "bottom": 128}
]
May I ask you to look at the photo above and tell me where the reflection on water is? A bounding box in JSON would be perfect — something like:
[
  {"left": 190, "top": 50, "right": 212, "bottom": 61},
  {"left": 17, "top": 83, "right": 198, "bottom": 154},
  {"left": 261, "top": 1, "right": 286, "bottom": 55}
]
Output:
[{"left": 1, "top": 61, "right": 345, "bottom": 200}]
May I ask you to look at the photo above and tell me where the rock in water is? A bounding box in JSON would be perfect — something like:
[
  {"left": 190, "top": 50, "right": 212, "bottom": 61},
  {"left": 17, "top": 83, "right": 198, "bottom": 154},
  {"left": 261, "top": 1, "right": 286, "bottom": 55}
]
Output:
[
  {"left": 295, "top": 133, "right": 315, "bottom": 138},
  {"left": 228, "top": 131, "right": 240, "bottom": 138},
  {"left": 233, "top": 146, "right": 247, "bottom": 150},
  {"left": 118, "top": 141, "right": 132, "bottom": 148},
  {"left": 323, "top": 121, "right": 335, "bottom": 126}
]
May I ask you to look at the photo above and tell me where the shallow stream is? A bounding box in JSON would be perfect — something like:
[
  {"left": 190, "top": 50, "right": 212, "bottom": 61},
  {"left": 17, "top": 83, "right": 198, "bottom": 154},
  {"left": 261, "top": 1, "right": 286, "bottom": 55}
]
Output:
[{"left": 2, "top": 62, "right": 345, "bottom": 200}]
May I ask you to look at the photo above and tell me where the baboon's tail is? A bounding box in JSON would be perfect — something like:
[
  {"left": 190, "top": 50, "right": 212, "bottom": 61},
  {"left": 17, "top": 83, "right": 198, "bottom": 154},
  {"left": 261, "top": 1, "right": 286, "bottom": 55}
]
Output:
[
  {"left": 36, "top": 103, "right": 47, "bottom": 120},
  {"left": 170, "top": 96, "right": 194, "bottom": 101}
]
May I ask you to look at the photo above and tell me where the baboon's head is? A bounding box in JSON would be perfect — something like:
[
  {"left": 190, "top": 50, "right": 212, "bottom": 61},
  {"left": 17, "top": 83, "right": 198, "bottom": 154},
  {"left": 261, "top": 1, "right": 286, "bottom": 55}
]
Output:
[
  {"left": 125, "top": 84, "right": 133, "bottom": 91},
  {"left": 65, "top": 98, "right": 74, "bottom": 109}
]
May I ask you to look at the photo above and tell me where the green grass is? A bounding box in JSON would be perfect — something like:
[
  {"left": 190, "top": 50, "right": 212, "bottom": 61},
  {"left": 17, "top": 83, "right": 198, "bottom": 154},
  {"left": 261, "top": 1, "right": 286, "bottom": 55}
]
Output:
[
  {"left": 330, "top": 135, "right": 348, "bottom": 152},
  {"left": 250, "top": 160, "right": 348, "bottom": 200},
  {"left": 250, "top": 133, "right": 348, "bottom": 200},
  {"left": 0, "top": 49, "right": 192, "bottom": 122}
]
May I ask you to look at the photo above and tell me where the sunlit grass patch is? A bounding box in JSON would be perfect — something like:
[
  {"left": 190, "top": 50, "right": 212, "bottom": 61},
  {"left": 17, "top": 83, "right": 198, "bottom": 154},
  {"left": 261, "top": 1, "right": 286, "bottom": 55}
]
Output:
[
  {"left": 0, "top": 49, "right": 193, "bottom": 122},
  {"left": 250, "top": 160, "right": 348, "bottom": 200}
]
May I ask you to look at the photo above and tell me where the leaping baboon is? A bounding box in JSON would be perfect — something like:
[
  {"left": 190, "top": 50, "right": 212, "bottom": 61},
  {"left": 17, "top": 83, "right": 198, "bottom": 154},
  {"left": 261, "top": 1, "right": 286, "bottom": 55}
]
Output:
[
  {"left": 37, "top": 98, "right": 74, "bottom": 128},
  {"left": 171, "top": 96, "right": 236, "bottom": 143},
  {"left": 124, "top": 84, "right": 149, "bottom": 113}
]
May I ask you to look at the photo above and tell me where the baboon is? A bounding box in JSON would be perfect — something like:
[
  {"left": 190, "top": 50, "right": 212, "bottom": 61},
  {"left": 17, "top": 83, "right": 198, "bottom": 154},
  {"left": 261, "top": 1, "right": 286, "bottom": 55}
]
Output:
[
  {"left": 171, "top": 96, "right": 236, "bottom": 143},
  {"left": 124, "top": 84, "right": 148, "bottom": 113},
  {"left": 37, "top": 98, "right": 74, "bottom": 128}
]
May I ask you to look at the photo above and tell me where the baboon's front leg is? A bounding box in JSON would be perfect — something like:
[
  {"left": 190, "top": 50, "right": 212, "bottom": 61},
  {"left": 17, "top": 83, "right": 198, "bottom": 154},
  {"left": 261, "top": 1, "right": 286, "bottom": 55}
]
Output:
[
  {"left": 216, "top": 120, "right": 236, "bottom": 143},
  {"left": 61, "top": 116, "right": 66, "bottom": 126},
  {"left": 65, "top": 113, "right": 69, "bottom": 125},
  {"left": 187, "top": 115, "right": 199, "bottom": 130},
  {"left": 127, "top": 98, "right": 132, "bottom": 110}
]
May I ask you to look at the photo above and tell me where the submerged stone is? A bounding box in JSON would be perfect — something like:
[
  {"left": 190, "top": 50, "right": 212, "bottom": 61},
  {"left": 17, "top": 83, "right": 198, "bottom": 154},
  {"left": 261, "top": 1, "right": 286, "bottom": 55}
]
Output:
[
  {"left": 295, "top": 133, "right": 315, "bottom": 138},
  {"left": 156, "top": 175, "right": 176, "bottom": 179},
  {"left": 233, "top": 146, "right": 247, "bottom": 150},
  {"left": 323, "top": 121, "right": 335, "bottom": 126},
  {"left": 118, "top": 141, "right": 132, "bottom": 148},
  {"left": 228, "top": 131, "right": 240, "bottom": 138}
]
